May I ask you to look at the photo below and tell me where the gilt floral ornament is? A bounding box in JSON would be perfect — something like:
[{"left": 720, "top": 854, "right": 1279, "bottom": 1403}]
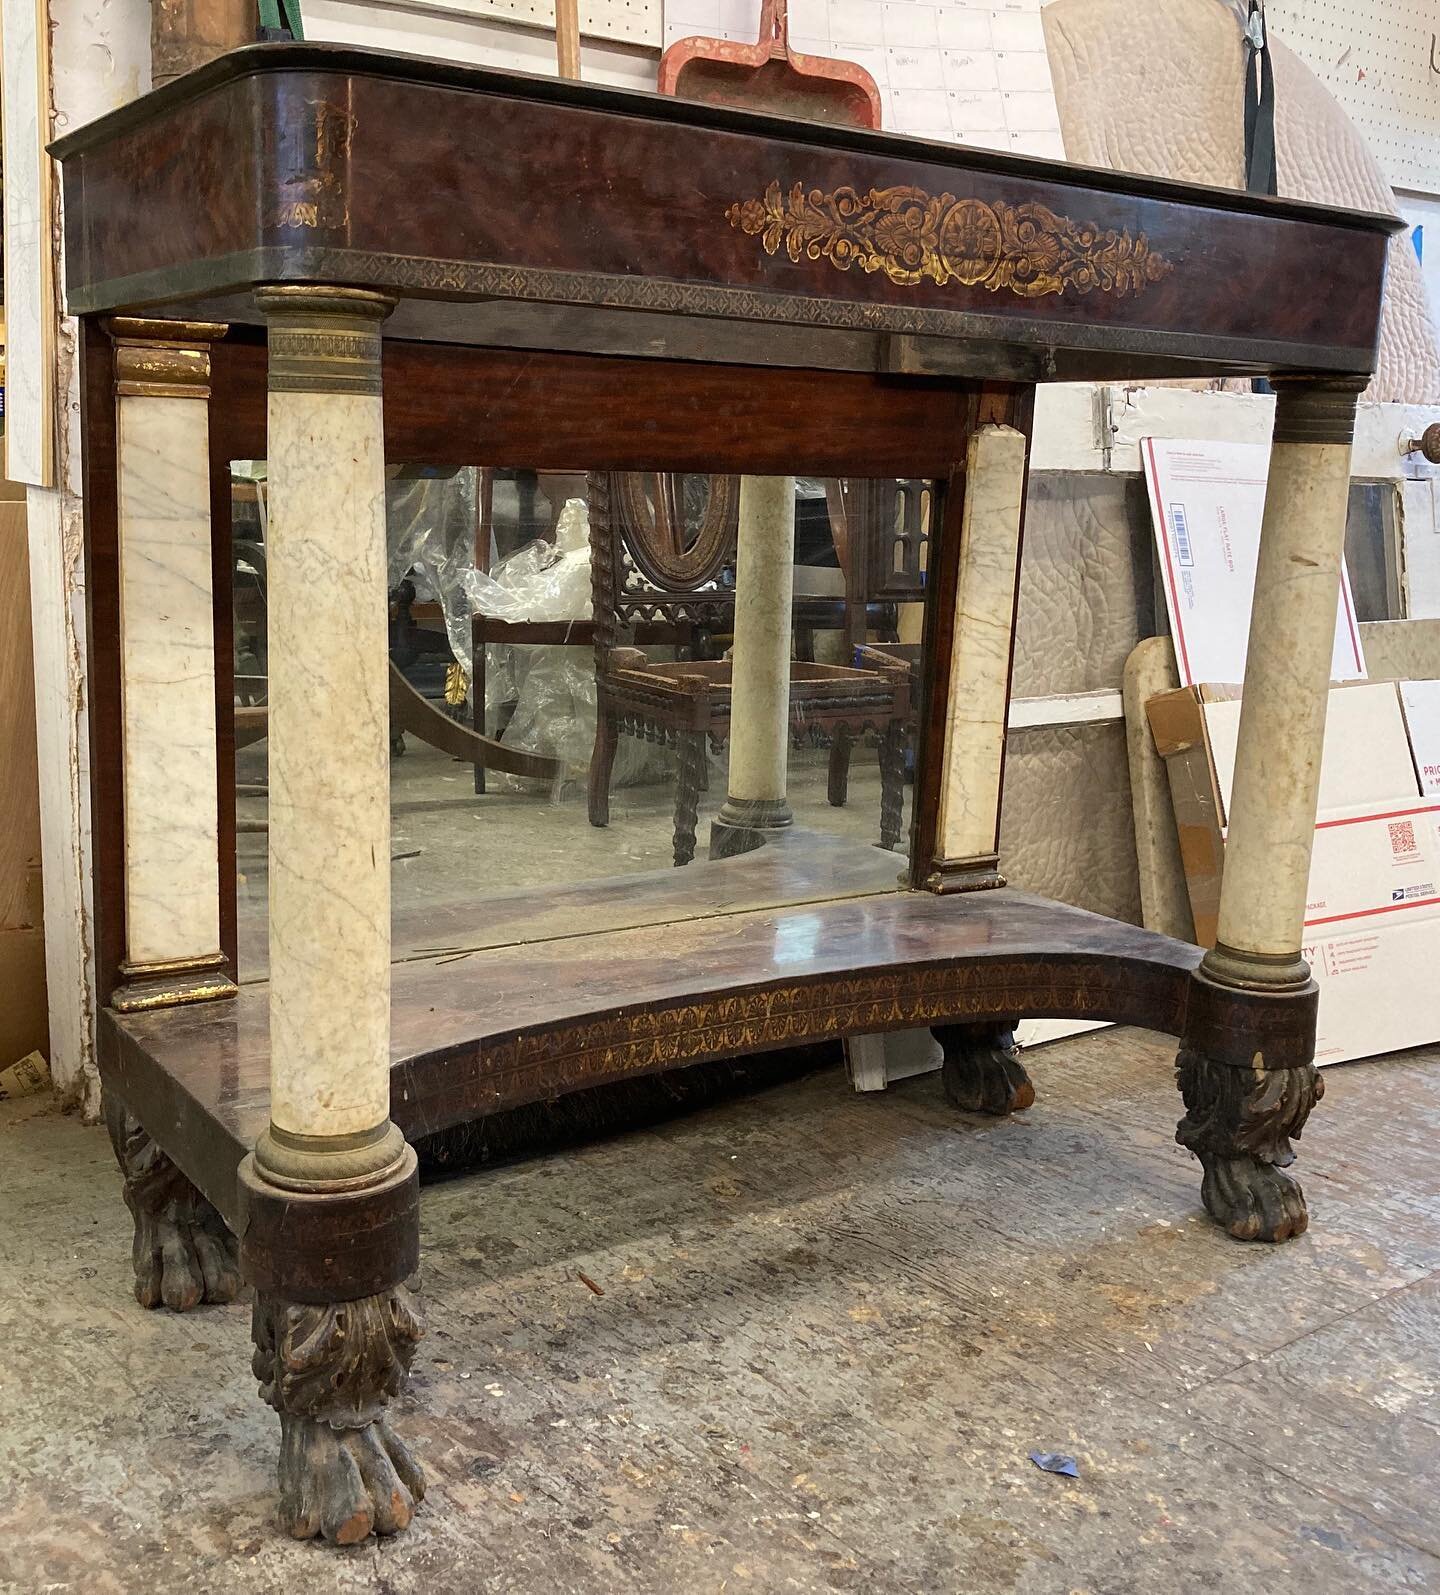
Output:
[{"left": 726, "top": 182, "right": 1173, "bottom": 300}]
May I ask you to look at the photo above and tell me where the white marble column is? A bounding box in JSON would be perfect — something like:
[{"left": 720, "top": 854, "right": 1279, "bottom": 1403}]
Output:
[
  {"left": 109, "top": 319, "right": 234, "bottom": 1012},
  {"left": 710, "top": 475, "right": 797, "bottom": 859},
  {"left": 927, "top": 424, "right": 1028, "bottom": 893},
  {"left": 1205, "top": 377, "right": 1366, "bottom": 992},
  {"left": 252, "top": 287, "right": 406, "bottom": 1192}
]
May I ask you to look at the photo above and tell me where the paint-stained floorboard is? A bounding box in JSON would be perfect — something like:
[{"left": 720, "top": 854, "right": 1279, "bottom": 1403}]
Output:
[{"left": 2, "top": 1030, "right": 1438, "bottom": 1593}]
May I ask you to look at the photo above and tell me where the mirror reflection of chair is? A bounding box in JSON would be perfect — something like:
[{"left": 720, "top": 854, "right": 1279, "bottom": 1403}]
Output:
[{"left": 587, "top": 470, "right": 916, "bottom": 865}]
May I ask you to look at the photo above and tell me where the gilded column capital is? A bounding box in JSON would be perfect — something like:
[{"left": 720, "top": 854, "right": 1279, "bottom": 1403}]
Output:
[
  {"left": 107, "top": 317, "right": 228, "bottom": 399},
  {"left": 255, "top": 285, "right": 396, "bottom": 396},
  {"left": 1269, "top": 374, "right": 1368, "bottom": 446}
]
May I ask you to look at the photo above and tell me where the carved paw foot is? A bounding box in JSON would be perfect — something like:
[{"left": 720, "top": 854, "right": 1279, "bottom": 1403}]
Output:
[
  {"left": 278, "top": 1412, "right": 425, "bottom": 1543},
  {"left": 1197, "top": 1154, "right": 1309, "bottom": 1243},
  {"left": 129, "top": 1186, "right": 241, "bottom": 1311},
  {"left": 934, "top": 1024, "right": 1035, "bottom": 1115},
  {"left": 1176, "top": 1045, "right": 1323, "bottom": 1245},
  {"left": 254, "top": 1286, "right": 425, "bottom": 1544},
  {"left": 104, "top": 1091, "right": 240, "bottom": 1311}
]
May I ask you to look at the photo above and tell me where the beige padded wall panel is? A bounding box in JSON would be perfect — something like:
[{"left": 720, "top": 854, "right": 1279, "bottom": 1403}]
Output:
[
  {"left": 1000, "top": 722, "right": 1142, "bottom": 927},
  {"left": 1000, "top": 471, "right": 1154, "bottom": 921},
  {"left": 1041, "top": 0, "right": 1440, "bottom": 402},
  {"left": 1013, "top": 472, "right": 1155, "bottom": 697},
  {"left": 1356, "top": 619, "right": 1440, "bottom": 683}
]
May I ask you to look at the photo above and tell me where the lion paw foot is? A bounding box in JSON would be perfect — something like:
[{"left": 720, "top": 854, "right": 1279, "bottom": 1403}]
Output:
[
  {"left": 131, "top": 1196, "right": 241, "bottom": 1311},
  {"left": 278, "top": 1414, "right": 425, "bottom": 1543},
  {"left": 1199, "top": 1154, "right": 1309, "bottom": 1243},
  {"left": 936, "top": 1025, "right": 1035, "bottom": 1116}
]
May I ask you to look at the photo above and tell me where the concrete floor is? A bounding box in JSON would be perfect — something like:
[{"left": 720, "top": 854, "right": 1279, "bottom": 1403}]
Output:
[{"left": 3, "top": 1029, "right": 1439, "bottom": 1594}]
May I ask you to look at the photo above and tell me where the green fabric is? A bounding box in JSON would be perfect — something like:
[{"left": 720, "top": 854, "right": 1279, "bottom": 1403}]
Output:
[{"left": 257, "top": 0, "right": 304, "bottom": 39}]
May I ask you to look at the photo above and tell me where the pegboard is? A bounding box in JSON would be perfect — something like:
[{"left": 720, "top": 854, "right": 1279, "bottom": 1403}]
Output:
[
  {"left": 1266, "top": 0, "right": 1440, "bottom": 196},
  {"left": 459, "top": 0, "right": 660, "bottom": 50}
]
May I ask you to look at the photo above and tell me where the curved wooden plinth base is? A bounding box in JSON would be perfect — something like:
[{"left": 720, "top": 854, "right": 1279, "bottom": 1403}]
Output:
[{"left": 97, "top": 843, "right": 1323, "bottom": 1543}]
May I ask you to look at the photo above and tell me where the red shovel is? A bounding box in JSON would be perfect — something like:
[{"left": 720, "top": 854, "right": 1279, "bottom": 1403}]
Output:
[{"left": 658, "top": 0, "right": 882, "bottom": 128}]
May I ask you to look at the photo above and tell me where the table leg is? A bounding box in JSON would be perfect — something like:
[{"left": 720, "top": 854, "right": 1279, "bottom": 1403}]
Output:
[
  {"left": 239, "top": 286, "right": 424, "bottom": 1542},
  {"left": 925, "top": 425, "right": 1033, "bottom": 1112},
  {"left": 1177, "top": 376, "right": 1366, "bottom": 1242},
  {"left": 103, "top": 318, "right": 240, "bottom": 1307},
  {"left": 710, "top": 474, "right": 797, "bottom": 859}
]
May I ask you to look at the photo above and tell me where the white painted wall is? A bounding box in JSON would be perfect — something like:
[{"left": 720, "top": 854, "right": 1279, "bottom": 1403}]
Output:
[
  {"left": 304, "top": 0, "right": 658, "bottom": 87},
  {"left": 6, "top": 0, "right": 150, "bottom": 1114}
]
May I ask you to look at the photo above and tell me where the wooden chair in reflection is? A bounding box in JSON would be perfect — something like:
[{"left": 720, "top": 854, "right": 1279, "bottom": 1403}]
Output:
[
  {"left": 822, "top": 476, "right": 931, "bottom": 805},
  {"left": 586, "top": 470, "right": 919, "bottom": 866}
]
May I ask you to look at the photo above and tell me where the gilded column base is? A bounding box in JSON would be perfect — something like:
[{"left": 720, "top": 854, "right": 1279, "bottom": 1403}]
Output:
[
  {"left": 1200, "top": 940, "right": 1311, "bottom": 994},
  {"left": 252, "top": 1118, "right": 409, "bottom": 1195},
  {"left": 709, "top": 795, "right": 794, "bottom": 861},
  {"left": 111, "top": 954, "right": 237, "bottom": 1013},
  {"left": 924, "top": 852, "right": 1006, "bottom": 894}
]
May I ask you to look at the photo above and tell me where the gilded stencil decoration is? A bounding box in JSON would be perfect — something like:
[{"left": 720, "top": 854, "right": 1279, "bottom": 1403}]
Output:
[{"left": 726, "top": 182, "right": 1173, "bottom": 300}]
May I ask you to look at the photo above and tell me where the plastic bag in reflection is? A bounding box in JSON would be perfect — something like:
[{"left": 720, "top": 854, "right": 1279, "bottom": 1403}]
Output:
[
  {"left": 465, "top": 500, "right": 672, "bottom": 795},
  {"left": 463, "top": 497, "right": 593, "bottom": 625},
  {"left": 386, "top": 466, "right": 480, "bottom": 678}
]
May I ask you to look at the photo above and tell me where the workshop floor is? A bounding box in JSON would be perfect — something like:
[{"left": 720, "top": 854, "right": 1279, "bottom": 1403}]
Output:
[{"left": 3, "top": 1030, "right": 1439, "bottom": 1594}]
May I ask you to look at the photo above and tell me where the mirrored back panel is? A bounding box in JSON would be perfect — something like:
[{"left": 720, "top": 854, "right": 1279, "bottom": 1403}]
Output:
[{"left": 231, "top": 464, "right": 942, "bottom": 975}]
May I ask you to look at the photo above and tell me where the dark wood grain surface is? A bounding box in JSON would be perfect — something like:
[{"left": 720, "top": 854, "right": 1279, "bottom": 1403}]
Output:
[
  {"left": 54, "top": 44, "right": 1395, "bottom": 381},
  {"left": 209, "top": 337, "right": 974, "bottom": 476},
  {"left": 79, "top": 321, "right": 127, "bottom": 1007}
]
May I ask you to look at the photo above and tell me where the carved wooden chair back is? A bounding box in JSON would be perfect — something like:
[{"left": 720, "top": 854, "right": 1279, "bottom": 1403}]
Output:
[
  {"left": 824, "top": 478, "right": 931, "bottom": 651},
  {"left": 588, "top": 471, "right": 740, "bottom": 678}
]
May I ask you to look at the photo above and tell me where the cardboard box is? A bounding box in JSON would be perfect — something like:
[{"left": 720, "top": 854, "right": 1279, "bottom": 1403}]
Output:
[
  {"left": 1305, "top": 801, "right": 1440, "bottom": 927},
  {"left": 1146, "top": 680, "right": 1420, "bottom": 947},
  {"left": 1205, "top": 682, "right": 1418, "bottom": 816},
  {"left": 1302, "top": 800, "right": 1440, "bottom": 1065},
  {"left": 1307, "top": 913, "right": 1440, "bottom": 1065},
  {"left": 1147, "top": 681, "right": 1440, "bottom": 1064},
  {"left": 1399, "top": 680, "right": 1440, "bottom": 796},
  {"left": 1143, "top": 436, "right": 1366, "bottom": 686}
]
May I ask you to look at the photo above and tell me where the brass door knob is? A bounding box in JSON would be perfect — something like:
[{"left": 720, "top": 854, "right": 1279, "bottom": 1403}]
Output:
[{"left": 1405, "top": 423, "right": 1440, "bottom": 463}]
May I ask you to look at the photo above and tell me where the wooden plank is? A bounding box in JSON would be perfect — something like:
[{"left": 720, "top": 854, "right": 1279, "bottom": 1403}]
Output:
[
  {"left": 0, "top": 488, "right": 48, "bottom": 1067},
  {"left": 210, "top": 338, "right": 974, "bottom": 477}
]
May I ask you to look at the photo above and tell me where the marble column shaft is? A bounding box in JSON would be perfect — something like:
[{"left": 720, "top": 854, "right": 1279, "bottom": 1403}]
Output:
[
  {"left": 933, "top": 425, "right": 1028, "bottom": 880},
  {"left": 724, "top": 474, "right": 798, "bottom": 813},
  {"left": 111, "top": 319, "right": 232, "bottom": 1010},
  {"left": 1209, "top": 379, "right": 1365, "bottom": 986},
  {"left": 256, "top": 288, "right": 403, "bottom": 1182}
]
